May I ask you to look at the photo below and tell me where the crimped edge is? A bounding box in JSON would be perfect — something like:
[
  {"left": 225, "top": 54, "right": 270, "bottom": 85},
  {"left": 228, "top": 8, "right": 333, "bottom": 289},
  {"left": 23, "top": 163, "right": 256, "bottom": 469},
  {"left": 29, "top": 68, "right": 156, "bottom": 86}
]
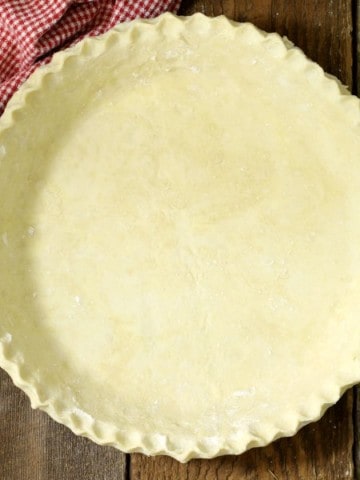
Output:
[{"left": 0, "top": 12, "right": 360, "bottom": 462}]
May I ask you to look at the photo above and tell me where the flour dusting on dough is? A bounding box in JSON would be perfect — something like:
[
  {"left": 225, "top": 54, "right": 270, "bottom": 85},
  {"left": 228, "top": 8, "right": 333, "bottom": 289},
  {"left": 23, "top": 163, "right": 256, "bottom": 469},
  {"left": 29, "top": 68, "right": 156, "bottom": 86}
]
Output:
[
  {"left": 233, "top": 387, "right": 255, "bottom": 398},
  {"left": 71, "top": 407, "right": 94, "bottom": 423},
  {"left": 0, "top": 333, "right": 12, "bottom": 344},
  {"left": 28, "top": 226, "right": 35, "bottom": 236},
  {"left": 1, "top": 232, "right": 8, "bottom": 246}
]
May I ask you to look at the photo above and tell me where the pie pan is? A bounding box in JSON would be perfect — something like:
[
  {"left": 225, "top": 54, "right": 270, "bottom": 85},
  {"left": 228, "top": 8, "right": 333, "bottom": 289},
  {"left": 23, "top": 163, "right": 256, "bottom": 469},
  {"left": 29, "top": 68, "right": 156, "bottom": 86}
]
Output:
[{"left": 0, "top": 13, "right": 360, "bottom": 462}]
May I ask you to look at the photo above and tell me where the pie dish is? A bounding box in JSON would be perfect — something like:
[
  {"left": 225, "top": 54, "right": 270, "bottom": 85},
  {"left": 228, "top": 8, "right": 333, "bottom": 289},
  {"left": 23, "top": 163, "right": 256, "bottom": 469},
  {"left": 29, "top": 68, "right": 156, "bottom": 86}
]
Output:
[{"left": 1, "top": 13, "right": 360, "bottom": 462}]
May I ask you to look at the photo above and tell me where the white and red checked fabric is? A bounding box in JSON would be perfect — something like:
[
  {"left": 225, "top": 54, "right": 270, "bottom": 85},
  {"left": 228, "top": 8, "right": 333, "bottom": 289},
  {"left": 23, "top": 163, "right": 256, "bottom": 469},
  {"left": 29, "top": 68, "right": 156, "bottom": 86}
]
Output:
[{"left": 0, "top": 0, "right": 180, "bottom": 114}]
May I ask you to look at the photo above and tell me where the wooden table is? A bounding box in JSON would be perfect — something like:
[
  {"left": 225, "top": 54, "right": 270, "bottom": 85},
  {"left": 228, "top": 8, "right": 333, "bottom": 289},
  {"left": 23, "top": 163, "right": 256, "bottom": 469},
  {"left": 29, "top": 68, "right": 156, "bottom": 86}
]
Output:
[{"left": 1, "top": 1, "right": 360, "bottom": 479}]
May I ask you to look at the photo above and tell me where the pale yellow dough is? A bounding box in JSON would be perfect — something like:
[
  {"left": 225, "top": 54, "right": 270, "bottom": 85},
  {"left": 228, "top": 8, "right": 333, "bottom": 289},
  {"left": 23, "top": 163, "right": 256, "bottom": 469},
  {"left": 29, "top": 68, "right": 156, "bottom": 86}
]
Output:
[{"left": 1, "top": 14, "right": 360, "bottom": 461}]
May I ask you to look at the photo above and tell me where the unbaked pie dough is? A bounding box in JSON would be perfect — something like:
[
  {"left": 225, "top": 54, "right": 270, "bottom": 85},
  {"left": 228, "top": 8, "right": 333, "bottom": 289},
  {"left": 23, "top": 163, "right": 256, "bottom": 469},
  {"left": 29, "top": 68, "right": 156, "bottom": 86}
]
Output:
[{"left": 1, "top": 13, "right": 360, "bottom": 461}]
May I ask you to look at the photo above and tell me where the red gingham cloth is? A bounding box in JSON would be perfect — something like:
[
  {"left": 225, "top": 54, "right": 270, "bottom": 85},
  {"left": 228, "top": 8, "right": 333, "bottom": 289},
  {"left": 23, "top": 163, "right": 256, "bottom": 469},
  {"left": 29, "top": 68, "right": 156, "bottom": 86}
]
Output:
[{"left": 0, "top": 0, "right": 180, "bottom": 114}]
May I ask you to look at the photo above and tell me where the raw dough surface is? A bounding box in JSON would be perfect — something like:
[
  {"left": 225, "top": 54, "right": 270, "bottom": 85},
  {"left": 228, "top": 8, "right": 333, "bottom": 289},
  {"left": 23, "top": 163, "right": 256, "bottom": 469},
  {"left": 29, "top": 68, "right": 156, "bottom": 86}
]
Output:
[{"left": 1, "top": 14, "right": 360, "bottom": 460}]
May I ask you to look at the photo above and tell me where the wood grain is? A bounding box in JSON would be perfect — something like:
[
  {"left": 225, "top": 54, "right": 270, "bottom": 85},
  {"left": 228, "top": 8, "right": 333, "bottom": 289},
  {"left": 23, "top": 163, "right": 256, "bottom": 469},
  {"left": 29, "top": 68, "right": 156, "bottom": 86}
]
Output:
[
  {"left": 355, "top": 387, "right": 360, "bottom": 480},
  {"left": 0, "top": 369, "right": 125, "bottom": 480},
  {"left": 131, "top": 0, "right": 357, "bottom": 479}
]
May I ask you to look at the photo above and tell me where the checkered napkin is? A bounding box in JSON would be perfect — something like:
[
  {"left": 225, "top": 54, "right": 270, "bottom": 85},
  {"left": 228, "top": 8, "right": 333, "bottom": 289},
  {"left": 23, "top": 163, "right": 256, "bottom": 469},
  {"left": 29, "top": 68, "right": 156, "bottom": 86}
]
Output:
[{"left": 0, "top": 0, "right": 180, "bottom": 114}]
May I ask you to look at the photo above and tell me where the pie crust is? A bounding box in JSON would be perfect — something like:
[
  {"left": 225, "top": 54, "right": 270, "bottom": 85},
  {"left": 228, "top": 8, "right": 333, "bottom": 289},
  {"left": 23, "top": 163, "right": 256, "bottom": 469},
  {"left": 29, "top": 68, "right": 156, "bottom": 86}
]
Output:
[{"left": 0, "top": 13, "right": 360, "bottom": 462}]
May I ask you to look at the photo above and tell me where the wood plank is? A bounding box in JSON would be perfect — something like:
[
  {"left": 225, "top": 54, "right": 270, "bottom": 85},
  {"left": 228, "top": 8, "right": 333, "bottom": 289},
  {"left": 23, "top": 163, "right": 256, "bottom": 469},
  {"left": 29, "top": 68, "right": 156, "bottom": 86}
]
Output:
[
  {"left": 355, "top": 387, "right": 360, "bottom": 480},
  {"left": 131, "top": 0, "right": 356, "bottom": 478},
  {"left": 0, "top": 369, "right": 126, "bottom": 480}
]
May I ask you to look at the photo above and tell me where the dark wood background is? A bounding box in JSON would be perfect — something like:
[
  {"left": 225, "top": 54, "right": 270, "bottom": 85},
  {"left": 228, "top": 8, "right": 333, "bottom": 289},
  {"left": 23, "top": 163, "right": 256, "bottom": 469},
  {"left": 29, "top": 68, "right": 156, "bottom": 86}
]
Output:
[{"left": 1, "top": 1, "right": 359, "bottom": 478}]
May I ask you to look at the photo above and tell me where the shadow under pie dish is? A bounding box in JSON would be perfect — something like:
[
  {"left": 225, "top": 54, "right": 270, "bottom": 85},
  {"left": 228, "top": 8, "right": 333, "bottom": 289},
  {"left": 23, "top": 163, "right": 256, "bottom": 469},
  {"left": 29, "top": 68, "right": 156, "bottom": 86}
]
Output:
[{"left": 0, "top": 13, "right": 360, "bottom": 462}]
